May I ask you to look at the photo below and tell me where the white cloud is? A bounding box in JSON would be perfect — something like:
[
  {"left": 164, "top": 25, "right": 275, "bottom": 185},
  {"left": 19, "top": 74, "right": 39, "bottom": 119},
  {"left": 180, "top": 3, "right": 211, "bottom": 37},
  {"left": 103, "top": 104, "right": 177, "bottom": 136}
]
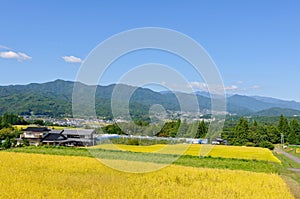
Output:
[
  {"left": 188, "top": 81, "right": 233, "bottom": 94},
  {"left": 0, "top": 45, "right": 12, "bottom": 50},
  {"left": 188, "top": 81, "right": 243, "bottom": 95},
  {"left": 62, "top": 55, "right": 83, "bottom": 63},
  {"left": 0, "top": 51, "right": 19, "bottom": 59},
  {"left": 225, "top": 85, "right": 238, "bottom": 91},
  {"left": 188, "top": 82, "right": 208, "bottom": 90},
  {"left": 187, "top": 81, "right": 261, "bottom": 95},
  {"left": 0, "top": 50, "right": 32, "bottom": 61},
  {"left": 17, "top": 52, "right": 32, "bottom": 60},
  {"left": 251, "top": 85, "right": 260, "bottom": 89}
]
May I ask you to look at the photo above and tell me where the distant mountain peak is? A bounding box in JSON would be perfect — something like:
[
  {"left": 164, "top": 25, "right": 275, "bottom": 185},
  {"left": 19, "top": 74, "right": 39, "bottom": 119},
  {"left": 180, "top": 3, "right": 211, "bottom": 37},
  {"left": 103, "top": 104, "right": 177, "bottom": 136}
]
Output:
[
  {"left": 255, "top": 107, "right": 300, "bottom": 116},
  {"left": 1, "top": 80, "right": 300, "bottom": 116}
]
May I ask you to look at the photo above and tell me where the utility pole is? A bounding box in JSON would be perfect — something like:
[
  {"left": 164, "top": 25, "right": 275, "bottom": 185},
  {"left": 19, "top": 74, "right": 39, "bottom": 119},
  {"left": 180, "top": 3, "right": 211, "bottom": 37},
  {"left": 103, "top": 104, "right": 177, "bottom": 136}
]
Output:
[{"left": 281, "top": 133, "right": 284, "bottom": 147}]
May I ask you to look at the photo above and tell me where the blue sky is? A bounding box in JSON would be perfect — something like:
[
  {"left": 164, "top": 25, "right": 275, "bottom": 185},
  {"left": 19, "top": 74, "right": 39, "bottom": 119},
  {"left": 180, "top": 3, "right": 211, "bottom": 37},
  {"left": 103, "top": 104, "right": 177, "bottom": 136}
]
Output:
[{"left": 0, "top": 1, "right": 300, "bottom": 101}]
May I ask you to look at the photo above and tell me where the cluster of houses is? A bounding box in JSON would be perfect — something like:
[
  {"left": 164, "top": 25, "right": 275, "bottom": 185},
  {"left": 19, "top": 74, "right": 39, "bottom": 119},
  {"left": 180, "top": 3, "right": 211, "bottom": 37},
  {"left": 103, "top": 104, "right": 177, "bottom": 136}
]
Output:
[
  {"left": 17, "top": 127, "right": 96, "bottom": 146},
  {"left": 17, "top": 126, "right": 227, "bottom": 147}
]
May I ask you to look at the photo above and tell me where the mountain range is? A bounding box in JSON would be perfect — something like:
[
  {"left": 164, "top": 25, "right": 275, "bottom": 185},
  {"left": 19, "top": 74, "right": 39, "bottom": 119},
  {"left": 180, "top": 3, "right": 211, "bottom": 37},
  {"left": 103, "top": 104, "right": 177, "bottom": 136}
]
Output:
[{"left": 1, "top": 79, "right": 300, "bottom": 118}]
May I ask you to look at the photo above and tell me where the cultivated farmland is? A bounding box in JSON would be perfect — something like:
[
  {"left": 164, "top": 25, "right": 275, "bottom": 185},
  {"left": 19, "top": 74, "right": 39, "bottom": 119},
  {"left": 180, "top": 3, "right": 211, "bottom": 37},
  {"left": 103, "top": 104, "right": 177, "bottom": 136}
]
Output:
[
  {"left": 93, "top": 144, "right": 281, "bottom": 163},
  {"left": 0, "top": 152, "right": 293, "bottom": 199}
]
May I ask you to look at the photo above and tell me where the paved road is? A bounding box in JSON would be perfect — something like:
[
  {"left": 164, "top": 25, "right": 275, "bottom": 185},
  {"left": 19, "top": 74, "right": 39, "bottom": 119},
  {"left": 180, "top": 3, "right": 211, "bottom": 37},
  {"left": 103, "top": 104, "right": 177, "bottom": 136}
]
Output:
[{"left": 275, "top": 147, "right": 300, "bottom": 165}]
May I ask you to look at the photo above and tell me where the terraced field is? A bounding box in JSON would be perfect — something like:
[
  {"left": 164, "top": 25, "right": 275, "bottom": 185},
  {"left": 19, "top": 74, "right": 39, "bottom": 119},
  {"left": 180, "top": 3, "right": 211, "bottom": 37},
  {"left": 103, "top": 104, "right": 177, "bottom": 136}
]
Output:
[
  {"left": 93, "top": 144, "right": 280, "bottom": 163},
  {"left": 0, "top": 152, "right": 293, "bottom": 199}
]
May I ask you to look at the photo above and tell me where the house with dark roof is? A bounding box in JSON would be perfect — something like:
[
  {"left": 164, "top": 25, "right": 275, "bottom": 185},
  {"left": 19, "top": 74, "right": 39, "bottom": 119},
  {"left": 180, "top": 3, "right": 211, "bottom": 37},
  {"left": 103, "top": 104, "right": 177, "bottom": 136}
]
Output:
[
  {"left": 19, "top": 127, "right": 51, "bottom": 146},
  {"left": 41, "top": 129, "right": 95, "bottom": 146},
  {"left": 40, "top": 130, "right": 68, "bottom": 145},
  {"left": 19, "top": 127, "right": 96, "bottom": 146}
]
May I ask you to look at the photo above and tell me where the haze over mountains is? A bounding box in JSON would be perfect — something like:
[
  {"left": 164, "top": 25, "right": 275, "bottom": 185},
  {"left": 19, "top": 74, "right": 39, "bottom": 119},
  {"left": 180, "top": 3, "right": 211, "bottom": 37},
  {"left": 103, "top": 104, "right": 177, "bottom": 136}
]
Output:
[{"left": 1, "top": 79, "right": 300, "bottom": 117}]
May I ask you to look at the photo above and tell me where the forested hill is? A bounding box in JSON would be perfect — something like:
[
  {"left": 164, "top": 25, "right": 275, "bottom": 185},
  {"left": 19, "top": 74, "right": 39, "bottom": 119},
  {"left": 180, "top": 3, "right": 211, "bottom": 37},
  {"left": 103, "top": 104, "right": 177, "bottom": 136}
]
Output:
[
  {"left": 1, "top": 79, "right": 300, "bottom": 117},
  {"left": 0, "top": 79, "right": 182, "bottom": 118}
]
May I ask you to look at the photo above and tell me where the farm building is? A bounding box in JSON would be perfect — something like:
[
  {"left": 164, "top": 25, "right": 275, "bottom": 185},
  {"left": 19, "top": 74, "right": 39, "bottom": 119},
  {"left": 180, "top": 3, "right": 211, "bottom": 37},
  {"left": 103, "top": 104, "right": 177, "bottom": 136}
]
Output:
[
  {"left": 19, "top": 127, "right": 50, "bottom": 146},
  {"left": 18, "top": 127, "right": 95, "bottom": 146}
]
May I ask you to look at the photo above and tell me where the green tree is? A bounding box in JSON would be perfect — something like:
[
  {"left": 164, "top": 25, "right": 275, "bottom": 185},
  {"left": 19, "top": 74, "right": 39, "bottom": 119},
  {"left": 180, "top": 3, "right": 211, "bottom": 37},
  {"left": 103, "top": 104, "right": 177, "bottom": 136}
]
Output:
[
  {"left": 0, "top": 128, "right": 12, "bottom": 140},
  {"left": 0, "top": 113, "right": 27, "bottom": 125},
  {"left": 259, "top": 141, "right": 274, "bottom": 150},
  {"left": 253, "top": 120, "right": 258, "bottom": 127},
  {"left": 195, "top": 120, "right": 208, "bottom": 138},
  {"left": 234, "top": 117, "right": 250, "bottom": 145},
  {"left": 2, "top": 137, "right": 11, "bottom": 149},
  {"left": 156, "top": 120, "right": 180, "bottom": 137},
  {"left": 177, "top": 119, "right": 189, "bottom": 137},
  {"left": 185, "top": 121, "right": 199, "bottom": 138},
  {"left": 248, "top": 120, "right": 259, "bottom": 144},
  {"left": 265, "top": 126, "right": 281, "bottom": 144},
  {"left": 288, "top": 119, "right": 300, "bottom": 144},
  {"left": 277, "top": 115, "right": 290, "bottom": 138},
  {"left": 32, "top": 119, "right": 45, "bottom": 126},
  {"left": 102, "top": 124, "right": 123, "bottom": 135},
  {"left": 22, "top": 137, "right": 30, "bottom": 146}
]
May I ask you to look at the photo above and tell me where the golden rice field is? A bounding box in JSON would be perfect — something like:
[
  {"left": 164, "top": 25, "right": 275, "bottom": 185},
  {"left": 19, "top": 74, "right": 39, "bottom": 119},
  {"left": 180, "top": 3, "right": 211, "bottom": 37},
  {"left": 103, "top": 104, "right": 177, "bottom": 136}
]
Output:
[
  {"left": 13, "top": 125, "right": 65, "bottom": 130},
  {"left": 93, "top": 144, "right": 281, "bottom": 163},
  {"left": 0, "top": 152, "right": 293, "bottom": 199},
  {"left": 13, "top": 125, "right": 82, "bottom": 131}
]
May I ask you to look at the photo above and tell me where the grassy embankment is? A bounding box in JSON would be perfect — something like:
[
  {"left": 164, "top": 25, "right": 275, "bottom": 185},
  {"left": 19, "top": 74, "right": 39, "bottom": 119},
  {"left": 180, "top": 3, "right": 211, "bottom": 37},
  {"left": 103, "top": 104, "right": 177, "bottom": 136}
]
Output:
[
  {"left": 6, "top": 145, "right": 280, "bottom": 173},
  {"left": 274, "top": 147, "right": 300, "bottom": 198}
]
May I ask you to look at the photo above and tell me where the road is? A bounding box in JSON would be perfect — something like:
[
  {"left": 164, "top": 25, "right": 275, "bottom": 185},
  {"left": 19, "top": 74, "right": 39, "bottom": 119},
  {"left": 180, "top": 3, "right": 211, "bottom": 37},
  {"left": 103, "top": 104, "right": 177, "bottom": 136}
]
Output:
[{"left": 275, "top": 147, "right": 300, "bottom": 166}]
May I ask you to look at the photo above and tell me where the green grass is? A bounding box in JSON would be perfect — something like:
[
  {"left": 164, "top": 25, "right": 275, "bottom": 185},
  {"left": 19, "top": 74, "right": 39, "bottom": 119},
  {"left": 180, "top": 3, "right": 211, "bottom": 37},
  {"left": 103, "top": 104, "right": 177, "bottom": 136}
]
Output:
[
  {"left": 273, "top": 152, "right": 300, "bottom": 199},
  {"left": 6, "top": 146, "right": 92, "bottom": 157},
  {"left": 286, "top": 147, "right": 300, "bottom": 158},
  {"left": 275, "top": 151, "right": 300, "bottom": 169},
  {"left": 274, "top": 152, "right": 300, "bottom": 170},
  {"left": 174, "top": 155, "right": 278, "bottom": 173},
  {"left": 274, "top": 153, "right": 300, "bottom": 181},
  {"left": 4, "top": 146, "right": 279, "bottom": 173},
  {"left": 289, "top": 145, "right": 300, "bottom": 148}
]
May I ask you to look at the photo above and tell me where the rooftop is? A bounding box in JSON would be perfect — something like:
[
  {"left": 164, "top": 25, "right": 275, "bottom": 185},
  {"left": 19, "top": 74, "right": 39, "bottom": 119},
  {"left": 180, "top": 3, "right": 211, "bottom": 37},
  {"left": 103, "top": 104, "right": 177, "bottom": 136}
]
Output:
[
  {"left": 50, "top": 129, "right": 95, "bottom": 135},
  {"left": 23, "top": 127, "right": 50, "bottom": 132}
]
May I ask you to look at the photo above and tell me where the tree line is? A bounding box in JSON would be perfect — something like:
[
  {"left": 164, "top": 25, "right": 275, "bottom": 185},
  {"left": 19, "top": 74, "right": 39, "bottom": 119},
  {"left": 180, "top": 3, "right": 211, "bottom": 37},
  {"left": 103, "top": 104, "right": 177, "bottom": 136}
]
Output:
[
  {"left": 222, "top": 115, "right": 300, "bottom": 150},
  {"left": 101, "top": 115, "right": 300, "bottom": 150},
  {"left": 0, "top": 113, "right": 27, "bottom": 148},
  {"left": 2, "top": 112, "right": 299, "bottom": 150},
  {"left": 100, "top": 119, "right": 209, "bottom": 138}
]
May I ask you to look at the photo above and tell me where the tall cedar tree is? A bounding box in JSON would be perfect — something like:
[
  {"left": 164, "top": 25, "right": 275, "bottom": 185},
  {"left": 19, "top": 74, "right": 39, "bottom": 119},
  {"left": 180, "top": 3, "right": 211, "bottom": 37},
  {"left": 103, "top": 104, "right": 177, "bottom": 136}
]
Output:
[
  {"left": 277, "top": 115, "right": 290, "bottom": 137},
  {"left": 196, "top": 120, "right": 208, "bottom": 138},
  {"left": 288, "top": 119, "right": 300, "bottom": 144},
  {"left": 234, "top": 117, "right": 250, "bottom": 145}
]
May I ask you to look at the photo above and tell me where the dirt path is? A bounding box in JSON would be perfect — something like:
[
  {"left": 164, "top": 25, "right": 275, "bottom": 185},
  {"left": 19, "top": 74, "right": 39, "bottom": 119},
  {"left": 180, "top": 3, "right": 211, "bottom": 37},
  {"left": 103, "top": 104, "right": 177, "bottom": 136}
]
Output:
[
  {"left": 275, "top": 148, "right": 300, "bottom": 166},
  {"left": 287, "top": 168, "right": 300, "bottom": 172}
]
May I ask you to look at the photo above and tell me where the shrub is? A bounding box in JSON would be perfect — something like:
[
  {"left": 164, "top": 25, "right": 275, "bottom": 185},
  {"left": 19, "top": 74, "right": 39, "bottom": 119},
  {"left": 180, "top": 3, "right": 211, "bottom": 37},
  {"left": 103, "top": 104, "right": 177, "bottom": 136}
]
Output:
[
  {"left": 126, "top": 139, "right": 139, "bottom": 145},
  {"left": 2, "top": 138, "right": 12, "bottom": 149},
  {"left": 245, "top": 142, "right": 256, "bottom": 147},
  {"left": 259, "top": 141, "right": 274, "bottom": 150}
]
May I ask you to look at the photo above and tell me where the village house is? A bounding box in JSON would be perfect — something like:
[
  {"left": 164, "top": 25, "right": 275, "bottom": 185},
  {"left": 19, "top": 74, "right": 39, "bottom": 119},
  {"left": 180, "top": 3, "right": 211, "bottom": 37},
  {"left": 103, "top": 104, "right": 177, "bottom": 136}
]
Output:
[
  {"left": 19, "top": 127, "right": 96, "bottom": 146},
  {"left": 19, "top": 127, "right": 50, "bottom": 146}
]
